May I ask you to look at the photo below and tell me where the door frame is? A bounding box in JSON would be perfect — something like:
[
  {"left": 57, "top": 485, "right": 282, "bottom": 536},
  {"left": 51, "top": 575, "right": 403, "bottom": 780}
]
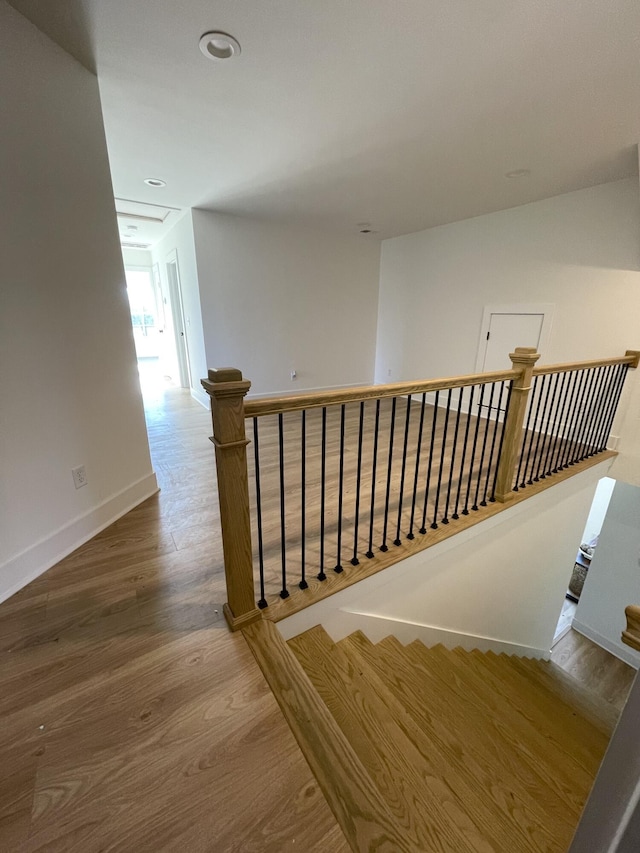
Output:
[
  {"left": 165, "top": 249, "right": 192, "bottom": 390},
  {"left": 475, "top": 303, "right": 555, "bottom": 374}
]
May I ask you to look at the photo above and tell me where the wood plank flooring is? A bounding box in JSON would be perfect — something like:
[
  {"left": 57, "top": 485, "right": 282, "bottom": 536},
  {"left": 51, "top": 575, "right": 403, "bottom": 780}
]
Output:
[
  {"left": 0, "top": 372, "right": 348, "bottom": 853},
  {"left": 551, "top": 628, "right": 636, "bottom": 712},
  {"left": 1, "top": 367, "right": 632, "bottom": 852}
]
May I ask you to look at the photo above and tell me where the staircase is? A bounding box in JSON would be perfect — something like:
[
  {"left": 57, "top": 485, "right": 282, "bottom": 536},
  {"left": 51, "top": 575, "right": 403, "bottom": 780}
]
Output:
[{"left": 285, "top": 625, "right": 616, "bottom": 853}]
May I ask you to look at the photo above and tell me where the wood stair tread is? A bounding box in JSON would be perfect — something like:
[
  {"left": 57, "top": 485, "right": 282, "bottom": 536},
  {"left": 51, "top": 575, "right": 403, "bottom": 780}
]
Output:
[
  {"left": 339, "top": 632, "right": 560, "bottom": 853},
  {"left": 289, "top": 625, "right": 494, "bottom": 852},
  {"left": 509, "top": 654, "right": 618, "bottom": 737},
  {"left": 409, "top": 641, "right": 593, "bottom": 822},
  {"left": 477, "top": 650, "right": 609, "bottom": 775},
  {"left": 272, "top": 627, "right": 613, "bottom": 853}
]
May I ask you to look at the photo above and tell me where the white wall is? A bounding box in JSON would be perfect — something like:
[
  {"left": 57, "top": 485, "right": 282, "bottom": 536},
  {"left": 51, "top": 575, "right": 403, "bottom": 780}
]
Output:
[
  {"left": 569, "top": 667, "right": 640, "bottom": 853},
  {"left": 574, "top": 481, "right": 640, "bottom": 668},
  {"left": 580, "top": 476, "right": 615, "bottom": 546},
  {"left": 0, "top": 3, "right": 157, "bottom": 602},
  {"left": 191, "top": 210, "right": 381, "bottom": 396},
  {"left": 376, "top": 179, "right": 640, "bottom": 479},
  {"left": 279, "top": 460, "right": 612, "bottom": 657},
  {"left": 151, "top": 211, "right": 208, "bottom": 407},
  {"left": 122, "top": 247, "right": 152, "bottom": 268}
]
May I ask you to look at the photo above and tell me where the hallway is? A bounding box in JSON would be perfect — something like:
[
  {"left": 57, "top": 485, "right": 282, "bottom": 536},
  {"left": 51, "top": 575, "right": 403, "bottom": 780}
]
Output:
[{"left": 0, "top": 385, "right": 347, "bottom": 852}]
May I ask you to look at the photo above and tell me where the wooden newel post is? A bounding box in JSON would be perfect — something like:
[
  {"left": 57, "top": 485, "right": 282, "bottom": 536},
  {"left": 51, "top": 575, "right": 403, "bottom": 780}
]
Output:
[
  {"left": 494, "top": 347, "right": 540, "bottom": 502},
  {"left": 201, "top": 368, "right": 261, "bottom": 631}
]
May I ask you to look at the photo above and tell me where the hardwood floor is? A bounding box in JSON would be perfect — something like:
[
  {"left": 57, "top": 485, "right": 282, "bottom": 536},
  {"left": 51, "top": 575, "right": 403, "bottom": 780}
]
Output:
[
  {"left": 0, "top": 373, "right": 348, "bottom": 853},
  {"left": 1, "top": 368, "right": 633, "bottom": 852},
  {"left": 551, "top": 628, "right": 636, "bottom": 713}
]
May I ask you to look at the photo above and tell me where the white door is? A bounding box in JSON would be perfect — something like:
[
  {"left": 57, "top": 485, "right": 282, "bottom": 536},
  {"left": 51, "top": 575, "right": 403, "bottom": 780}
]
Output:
[{"left": 481, "top": 312, "right": 544, "bottom": 372}]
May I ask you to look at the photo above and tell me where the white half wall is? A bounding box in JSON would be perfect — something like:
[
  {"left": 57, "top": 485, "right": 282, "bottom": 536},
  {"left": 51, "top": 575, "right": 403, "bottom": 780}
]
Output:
[
  {"left": 574, "top": 480, "right": 640, "bottom": 669},
  {"left": 191, "top": 210, "right": 381, "bottom": 396},
  {"left": 0, "top": 4, "right": 157, "bottom": 602},
  {"left": 150, "top": 211, "right": 208, "bottom": 407},
  {"left": 278, "top": 460, "right": 612, "bottom": 656}
]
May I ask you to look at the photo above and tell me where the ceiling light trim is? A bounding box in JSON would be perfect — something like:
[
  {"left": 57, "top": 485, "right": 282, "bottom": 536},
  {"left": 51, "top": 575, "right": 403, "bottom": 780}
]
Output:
[{"left": 199, "top": 31, "right": 241, "bottom": 62}]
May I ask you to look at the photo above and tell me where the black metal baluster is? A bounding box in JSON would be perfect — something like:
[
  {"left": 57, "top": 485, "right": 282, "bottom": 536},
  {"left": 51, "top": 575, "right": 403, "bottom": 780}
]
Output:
[
  {"left": 394, "top": 396, "right": 412, "bottom": 545},
  {"left": 592, "top": 364, "right": 620, "bottom": 455},
  {"left": 278, "top": 413, "right": 289, "bottom": 599},
  {"left": 253, "top": 418, "right": 267, "bottom": 609},
  {"left": 351, "top": 401, "right": 365, "bottom": 566},
  {"left": 598, "top": 364, "right": 629, "bottom": 452},
  {"left": 584, "top": 366, "right": 610, "bottom": 457},
  {"left": 463, "top": 384, "right": 485, "bottom": 514},
  {"left": 490, "top": 381, "right": 513, "bottom": 501},
  {"left": 380, "top": 398, "right": 397, "bottom": 551},
  {"left": 318, "top": 407, "right": 327, "bottom": 580},
  {"left": 570, "top": 368, "right": 597, "bottom": 464},
  {"left": 334, "top": 404, "right": 346, "bottom": 573},
  {"left": 299, "top": 410, "right": 308, "bottom": 589},
  {"left": 524, "top": 374, "right": 547, "bottom": 485},
  {"left": 515, "top": 375, "right": 538, "bottom": 490},
  {"left": 533, "top": 373, "right": 559, "bottom": 481},
  {"left": 408, "top": 393, "right": 427, "bottom": 539},
  {"left": 549, "top": 370, "right": 575, "bottom": 474},
  {"left": 365, "top": 400, "right": 381, "bottom": 559},
  {"left": 420, "top": 391, "right": 439, "bottom": 533},
  {"left": 597, "top": 365, "right": 621, "bottom": 453},
  {"left": 540, "top": 373, "right": 565, "bottom": 480},
  {"left": 560, "top": 369, "right": 588, "bottom": 469},
  {"left": 432, "top": 389, "right": 452, "bottom": 527},
  {"left": 452, "top": 385, "right": 473, "bottom": 519},
  {"left": 443, "top": 387, "right": 464, "bottom": 522},
  {"left": 481, "top": 381, "right": 505, "bottom": 505},
  {"left": 530, "top": 374, "right": 552, "bottom": 482},
  {"left": 581, "top": 366, "right": 608, "bottom": 459},
  {"left": 472, "top": 382, "right": 495, "bottom": 511}
]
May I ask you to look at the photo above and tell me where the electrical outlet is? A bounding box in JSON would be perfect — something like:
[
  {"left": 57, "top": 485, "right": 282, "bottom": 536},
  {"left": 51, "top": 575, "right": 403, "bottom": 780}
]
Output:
[
  {"left": 290, "top": 369, "right": 297, "bottom": 380},
  {"left": 72, "top": 465, "right": 88, "bottom": 489}
]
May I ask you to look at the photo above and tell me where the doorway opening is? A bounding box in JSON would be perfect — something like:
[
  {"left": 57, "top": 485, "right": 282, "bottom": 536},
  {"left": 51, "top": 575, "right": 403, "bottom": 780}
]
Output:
[
  {"left": 124, "top": 264, "right": 174, "bottom": 394},
  {"left": 552, "top": 476, "right": 615, "bottom": 646}
]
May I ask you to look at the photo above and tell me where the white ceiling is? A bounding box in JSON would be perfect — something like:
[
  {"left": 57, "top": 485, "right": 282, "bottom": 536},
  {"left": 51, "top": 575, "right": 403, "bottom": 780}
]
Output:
[{"left": 10, "top": 0, "right": 640, "bottom": 240}]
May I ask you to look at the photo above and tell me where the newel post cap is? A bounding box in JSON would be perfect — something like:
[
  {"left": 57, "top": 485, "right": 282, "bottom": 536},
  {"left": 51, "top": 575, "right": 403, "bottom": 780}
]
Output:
[
  {"left": 207, "top": 367, "right": 243, "bottom": 383},
  {"left": 509, "top": 347, "right": 540, "bottom": 366},
  {"left": 201, "top": 367, "right": 251, "bottom": 398}
]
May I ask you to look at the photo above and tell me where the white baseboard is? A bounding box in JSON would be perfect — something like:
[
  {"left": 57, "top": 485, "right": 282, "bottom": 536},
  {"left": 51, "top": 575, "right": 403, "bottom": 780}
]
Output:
[
  {"left": 572, "top": 619, "right": 640, "bottom": 670},
  {"left": 190, "top": 386, "right": 210, "bottom": 410},
  {"left": 280, "top": 609, "right": 550, "bottom": 660},
  {"left": 0, "top": 471, "right": 159, "bottom": 604}
]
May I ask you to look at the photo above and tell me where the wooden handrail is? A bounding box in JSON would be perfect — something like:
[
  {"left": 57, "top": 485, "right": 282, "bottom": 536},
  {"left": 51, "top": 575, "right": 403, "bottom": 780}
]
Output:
[
  {"left": 243, "top": 369, "right": 519, "bottom": 418},
  {"left": 203, "top": 348, "right": 638, "bottom": 628},
  {"left": 244, "top": 351, "right": 639, "bottom": 418},
  {"left": 621, "top": 605, "right": 640, "bottom": 653},
  {"left": 533, "top": 352, "right": 639, "bottom": 376}
]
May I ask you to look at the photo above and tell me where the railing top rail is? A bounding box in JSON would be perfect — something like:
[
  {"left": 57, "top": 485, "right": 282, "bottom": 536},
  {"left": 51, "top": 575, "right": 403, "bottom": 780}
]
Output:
[
  {"left": 533, "top": 354, "right": 637, "bottom": 376},
  {"left": 243, "top": 369, "right": 519, "bottom": 418}
]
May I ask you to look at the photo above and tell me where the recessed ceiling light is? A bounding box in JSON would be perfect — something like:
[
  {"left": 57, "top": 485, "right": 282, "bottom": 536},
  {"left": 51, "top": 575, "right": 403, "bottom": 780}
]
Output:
[
  {"left": 144, "top": 178, "right": 166, "bottom": 188},
  {"left": 505, "top": 169, "right": 531, "bottom": 179},
  {"left": 357, "top": 222, "right": 377, "bottom": 234},
  {"left": 199, "top": 31, "right": 241, "bottom": 61}
]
